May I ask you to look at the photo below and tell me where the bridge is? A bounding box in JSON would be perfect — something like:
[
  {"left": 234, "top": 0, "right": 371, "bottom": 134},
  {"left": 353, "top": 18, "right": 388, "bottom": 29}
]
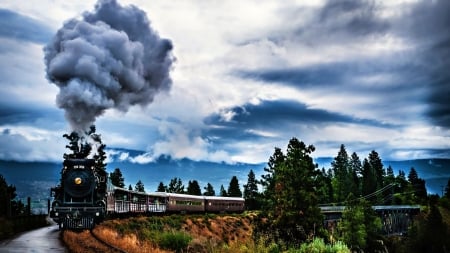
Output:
[{"left": 319, "top": 205, "right": 420, "bottom": 236}]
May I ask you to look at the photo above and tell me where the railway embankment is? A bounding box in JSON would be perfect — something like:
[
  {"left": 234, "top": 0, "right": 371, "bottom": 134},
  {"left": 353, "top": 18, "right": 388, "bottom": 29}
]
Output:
[{"left": 63, "top": 213, "right": 255, "bottom": 253}]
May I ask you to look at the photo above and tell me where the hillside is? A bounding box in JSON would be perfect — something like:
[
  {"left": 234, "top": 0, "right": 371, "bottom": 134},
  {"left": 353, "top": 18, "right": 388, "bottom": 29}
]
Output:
[{"left": 64, "top": 214, "right": 255, "bottom": 253}]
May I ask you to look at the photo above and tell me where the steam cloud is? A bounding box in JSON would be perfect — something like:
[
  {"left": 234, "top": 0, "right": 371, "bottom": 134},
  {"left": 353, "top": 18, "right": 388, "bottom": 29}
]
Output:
[{"left": 44, "top": 0, "right": 174, "bottom": 132}]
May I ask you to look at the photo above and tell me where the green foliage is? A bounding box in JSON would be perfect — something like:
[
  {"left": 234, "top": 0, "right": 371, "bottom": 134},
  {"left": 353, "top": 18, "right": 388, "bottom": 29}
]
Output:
[
  {"left": 257, "top": 138, "right": 324, "bottom": 246},
  {"left": 157, "top": 181, "right": 166, "bottom": 192},
  {"left": 337, "top": 197, "right": 382, "bottom": 252},
  {"left": 157, "top": 230, "right": 192, "bottom": 252},
  {"left": 220, "top": 184, "right": 227, "bottom": 197},
  {"left": 203, "top": 182, "right": 215, "bottom": 196},
  {"left": 168, "top": 177, "right": 185, "bottom": 193},
  {"left": 227, "top": 175, "right": 243, "bottom": 197},
  {"left": 292, "top": 238, "right": 350, "bottom": 253},
  {"left": 134, "top": 180, "right": 145, "bottom": 192},
  {"left": 110, "top": 168, "right": 125, "bottom": 188},
  {"left": 244, "top": 169, "right": 260, "bottom": 210},
  {"left": 404, "top": 204, "right": 450, "bottom": 253},
  {"left": 187, "top": 180, "right": 202, "bottom": 195}
]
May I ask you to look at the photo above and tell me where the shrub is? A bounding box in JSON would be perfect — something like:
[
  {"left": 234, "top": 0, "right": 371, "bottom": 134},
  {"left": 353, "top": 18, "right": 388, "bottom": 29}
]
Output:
[{"left": 157, "top": 230, "right": 192, "bottom": 253}]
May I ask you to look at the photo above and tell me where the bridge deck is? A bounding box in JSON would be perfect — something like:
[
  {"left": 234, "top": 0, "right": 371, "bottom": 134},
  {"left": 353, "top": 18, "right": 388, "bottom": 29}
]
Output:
[{"left": 319, "top": 205, "right": 420, "bottom": 213}]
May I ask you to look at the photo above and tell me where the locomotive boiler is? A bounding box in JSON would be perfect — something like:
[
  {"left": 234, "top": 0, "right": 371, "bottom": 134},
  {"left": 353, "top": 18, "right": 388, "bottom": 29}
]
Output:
[{"left": 50, "top": 158, "right": 107, "bottom": 229}]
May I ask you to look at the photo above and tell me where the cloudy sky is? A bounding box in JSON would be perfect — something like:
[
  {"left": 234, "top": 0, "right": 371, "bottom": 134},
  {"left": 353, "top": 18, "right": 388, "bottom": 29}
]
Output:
[{"left": 0, "top": 0, "right": 449, "bottom": 165}]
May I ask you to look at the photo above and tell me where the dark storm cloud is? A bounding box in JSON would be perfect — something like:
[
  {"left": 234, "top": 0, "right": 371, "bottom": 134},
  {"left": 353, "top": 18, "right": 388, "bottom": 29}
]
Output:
[
  {"left": 203, "top": 99, "right": 394, "bottom": 143},
  {"left": 404, "top": 0, "right": 450, "bottom": 128},
  {"left": 0, "top": 9, "right": 52, "bottom": 44},
  {"left": 317, "top": 0, "right": 389, "bottom": 36},
  {"left": 237, "top": 59, "right": 425, "bottom": 99},
  {"left": 0, "top": 99, "right": 64, "bottom": 127},
  {"left": 44, "top": 0, "right": 175, "bottom": 132}
]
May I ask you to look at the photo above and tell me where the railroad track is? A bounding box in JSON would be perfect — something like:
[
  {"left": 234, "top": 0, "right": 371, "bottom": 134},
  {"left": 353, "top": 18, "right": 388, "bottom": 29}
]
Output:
[{"left": 90, "top": 229, "right": 128, "bottom": 253}]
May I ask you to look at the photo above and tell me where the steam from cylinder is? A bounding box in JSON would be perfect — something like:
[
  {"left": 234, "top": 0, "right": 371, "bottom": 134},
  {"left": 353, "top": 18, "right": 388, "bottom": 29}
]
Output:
[{"left": 44, "top": 0, "right": 174, "bottom": 132}]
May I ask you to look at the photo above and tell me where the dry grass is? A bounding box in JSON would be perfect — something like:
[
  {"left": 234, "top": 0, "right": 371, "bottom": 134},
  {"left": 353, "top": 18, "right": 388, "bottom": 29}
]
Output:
[
  {"left": 92, "top": 226, "right": 169, "bottom": 253},
  {"left": 63, "top": 230, "right": 114, "bottom": 253},
  {"left": 64, "top": 213, "right": 256, "bottom": 252}
]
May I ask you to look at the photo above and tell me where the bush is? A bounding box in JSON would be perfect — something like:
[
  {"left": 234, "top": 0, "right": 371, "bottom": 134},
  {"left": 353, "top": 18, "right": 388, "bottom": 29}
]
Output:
[
  {"left": 157, "top": 230, "right": 192, "bottom": 253},
  {"left": 286, "top": 238, "right": 350, "bottom": 253}
]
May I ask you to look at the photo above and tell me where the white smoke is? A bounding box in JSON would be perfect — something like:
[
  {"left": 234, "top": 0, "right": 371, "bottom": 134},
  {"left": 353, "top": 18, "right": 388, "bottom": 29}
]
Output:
[{"left": 44, "top": 0, "right": 175, "bottom": 132}]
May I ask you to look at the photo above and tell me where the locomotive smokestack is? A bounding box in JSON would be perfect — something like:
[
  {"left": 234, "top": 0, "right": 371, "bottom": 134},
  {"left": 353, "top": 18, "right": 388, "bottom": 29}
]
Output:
[{"left": 44, "top": 0, "right": 175, "bottom": 132}]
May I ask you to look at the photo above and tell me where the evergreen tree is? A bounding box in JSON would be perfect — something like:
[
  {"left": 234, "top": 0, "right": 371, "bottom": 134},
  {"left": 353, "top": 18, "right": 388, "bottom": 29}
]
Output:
[
  {"left": 331, "top": 144, "right": 351, "bottom": 202},
  {"left": 259, "top": 147, "right": 285, "bottom": 211},
  {"left": 168, "top": 177, "right": 184, "bottom": 193},
  {"left": 157, "top": 182, "right": 166, "bottom": 192},
  {"left": 349, "top": 152, "right": 362, "bottom": 197},
  {"left": 227, "top": 176, "right": 242, "bottom": 197},
  {"left": 203, "top": 183, "right": 215, "bottom": 196},
  {"left": 0, "top": 175, "right": 9, "bottom": 216},
  {"left": 219, "top": 185, "right": 227, "bottom": 197},
  {"left": 368, "top": 150, "right": 385, "bottom": 191},
  {"left": 315, "top": 168, "right": 333, "bottom": 204},
  {"left": 338, "top": 197, "right": 367, "bottom": 249},
  {"left": 187, "top": 180, "right": 202, "bottom": 195},
  {"left": 243, "top": 169, "right": 259, "bottom": 210},
  {"left": 134, "top": 180, "right": 145, "bottom": 192},
  {"left": 408, "top": 167, "right": 427, "bottom": 204},
  {"left": 361, "top": 158, "right": 377, "bottom": 203},
  {"left": 128, "top": 184, "right": 133, "bottom": 190},
  {"left": 257, "top": 138, "right": 324, "bottom": 246},
  {"left": 110, "top": 168, "right": 125, "bottom": 188}
]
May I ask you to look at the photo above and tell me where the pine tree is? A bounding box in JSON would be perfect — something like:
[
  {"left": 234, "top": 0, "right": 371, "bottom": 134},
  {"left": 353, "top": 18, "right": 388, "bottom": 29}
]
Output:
[
  {"left": 243, "top": 169, "right": 259, "bottom": 210},
  {"left": 219, "top": 185, "right": 227, "bottom": 197},
  {"left": 187, "top": 180, "right": 202, "bottom": 195},
  {"left": 257, "top": 137, "right": 324, "bottom": 245},
  {"left": 157, "top": 182, "right": 166, "bottom": 192},
  {"left": 203, "top": 183, "right": 215, "bottom": 196},
  {"left": 361, "top": 158, "right": 377, "bottom": 203},
  {"left": 350, "top": 152, "right": 362, "bottom": 197},
  {"left": 331, "top": 144, "right": 351, "bottom": 202},
  {"left": 368, "top": 150, "right": 385, "bottom": 191},
  {"left": 110, "top": 168, "right": 125, "bottom": 188},
  {"left": 259, "top": 147, "right": 285, "bottom": 211},
  {"left": 408, "top": 167, "right": 427, "bottom": 204},
  {"left": 227, "top": 176, "right": 242, "bottom": 197},
  {"left": 134, "top": 180, "right": 145, "bottom": 192},
  {"left": 168, "top": 177, "right": 184, "bottom": 193}
]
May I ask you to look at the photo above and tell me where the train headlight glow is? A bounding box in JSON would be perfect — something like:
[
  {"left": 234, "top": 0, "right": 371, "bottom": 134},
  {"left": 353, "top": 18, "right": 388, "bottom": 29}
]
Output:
[
  {"left": 74, "top": 177, "right": 82, "bottom": 185},
  {"left": 55, "top": 212, "right": 59, "bottom": 216},
  {"left": 95, "top": 212, "right": 99, "bottom": 216}
]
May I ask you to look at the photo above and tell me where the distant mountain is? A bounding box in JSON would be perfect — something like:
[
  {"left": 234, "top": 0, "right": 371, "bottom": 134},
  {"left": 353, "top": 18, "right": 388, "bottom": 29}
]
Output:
[{"left": 0, "top": 152, "right": 449, "bottom": 205}]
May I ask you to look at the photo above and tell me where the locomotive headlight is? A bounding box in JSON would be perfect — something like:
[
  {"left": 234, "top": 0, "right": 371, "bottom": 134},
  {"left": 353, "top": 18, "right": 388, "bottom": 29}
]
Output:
[
  {"left": 96, "top": 212, "right": 100, "bottom": 217},
  {"left": 74, "top": 177, "right": 82, "bottom": 185}
]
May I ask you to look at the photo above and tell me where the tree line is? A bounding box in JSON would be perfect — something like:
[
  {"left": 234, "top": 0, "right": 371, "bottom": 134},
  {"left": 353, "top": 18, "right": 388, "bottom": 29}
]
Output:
[{"left": 109, "top": 167, "right": 244, "bottom": 198}]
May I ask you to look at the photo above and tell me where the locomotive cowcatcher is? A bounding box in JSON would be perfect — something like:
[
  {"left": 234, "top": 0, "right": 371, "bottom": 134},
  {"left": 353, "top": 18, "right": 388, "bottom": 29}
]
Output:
[{"left": 50, "top": 158, "right": 107, "bottom": 229}]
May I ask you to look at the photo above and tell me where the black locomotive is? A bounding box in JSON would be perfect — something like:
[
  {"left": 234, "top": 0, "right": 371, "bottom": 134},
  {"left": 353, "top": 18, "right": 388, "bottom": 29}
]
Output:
[{"left": 50, "top": 158, "right": 107, "bottom": 229}]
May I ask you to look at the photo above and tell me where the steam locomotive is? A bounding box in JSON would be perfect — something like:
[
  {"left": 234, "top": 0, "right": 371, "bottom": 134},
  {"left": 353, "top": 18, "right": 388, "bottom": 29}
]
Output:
[
  {"left": 50, "top": 158, "right": 245, "bottom": 229},
  {"left": 50, "top": 159, "right": 107, "bottom": 229}
]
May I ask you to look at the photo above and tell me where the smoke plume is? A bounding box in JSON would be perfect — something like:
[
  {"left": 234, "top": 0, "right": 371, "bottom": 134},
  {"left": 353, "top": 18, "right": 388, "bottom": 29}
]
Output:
[{"left": 44, "top": 0, "right": 174, "bottom": 132}]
